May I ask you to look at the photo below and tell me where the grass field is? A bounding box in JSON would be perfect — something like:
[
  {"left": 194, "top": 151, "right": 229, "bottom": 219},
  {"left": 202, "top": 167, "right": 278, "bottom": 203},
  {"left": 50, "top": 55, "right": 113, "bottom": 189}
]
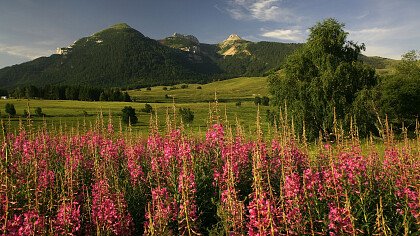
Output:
[
  {"left": 128, "top": 77, "right": 269, "bottom": 103},
  {"left": 0, "top": 77, "right": 273, "bottom": 136}
]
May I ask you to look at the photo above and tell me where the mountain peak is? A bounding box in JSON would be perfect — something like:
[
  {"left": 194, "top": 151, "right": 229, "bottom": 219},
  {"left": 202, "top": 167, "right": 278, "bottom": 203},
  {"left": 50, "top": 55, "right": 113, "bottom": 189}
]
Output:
[
  {"left": 171, "top": 33, "right": 199, "bottom": 44},
  {"left": 109, "top": 23, "right": 132, "bottom": 30},
  {"left": 225, "top": 34, "right": 242, "bottom": 42}
]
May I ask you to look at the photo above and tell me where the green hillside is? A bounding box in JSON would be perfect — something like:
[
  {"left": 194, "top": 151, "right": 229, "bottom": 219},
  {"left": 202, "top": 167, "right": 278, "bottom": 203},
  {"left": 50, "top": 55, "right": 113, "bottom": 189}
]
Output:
[{"left": 128, "top": 77, "right": 268, "bottom": 103}]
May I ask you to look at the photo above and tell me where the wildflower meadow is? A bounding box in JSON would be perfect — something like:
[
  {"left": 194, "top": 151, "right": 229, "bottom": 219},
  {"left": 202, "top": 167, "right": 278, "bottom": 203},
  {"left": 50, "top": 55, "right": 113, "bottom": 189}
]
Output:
[{"left": 0, "top": 105, "right": 418, "bottom": 235}]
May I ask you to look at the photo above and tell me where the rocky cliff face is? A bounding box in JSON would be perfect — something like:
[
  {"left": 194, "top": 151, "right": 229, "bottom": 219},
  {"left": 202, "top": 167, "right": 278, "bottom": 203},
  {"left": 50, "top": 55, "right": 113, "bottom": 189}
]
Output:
[
  {"left": 219, "top": 34, "right": 250, "bottom": 56},
  {"left": 225, "top": 34, "right": 242, "bottom": 42}
]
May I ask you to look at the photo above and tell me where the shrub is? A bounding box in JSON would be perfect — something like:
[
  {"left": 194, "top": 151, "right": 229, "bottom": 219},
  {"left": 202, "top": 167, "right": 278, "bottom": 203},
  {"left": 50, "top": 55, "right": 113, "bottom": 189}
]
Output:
[
  {"left": 35, "top": 107, "right": 44, "bottom": 117},
  {"left": 162, "top": 87, "right": 168, "bottom": 91},
  {"left": 254, "top": 96, "right": 262, "bottom": 106},
  {"left": 146, "top": 87, "right": 151, "bottom": 91},
  {"left": 123, "top": 92, "right": 132, "bottom": 102},
  {"left": 179, "top": 107, "right": 194, "bottom": 124},
  {"left": 141, "top": 104, "right": 153, "bottom": 113},
  {"left": 235, "top": 101, "right": 242, "bottom": 107},
  {"left": 5, "top": 103, "right": 16, "bottom": 116},
  {"left": 197, "top": 86, "right": 202, "bottom": 90},
  {"left": 261, "top": 96, "right": 270, "bottom": 106},
  {"left": 180, "top": 84, "right": 188, "bottom": 89},
  {"left": 121, "top": 106, "right": 138, "bottom": 124}
]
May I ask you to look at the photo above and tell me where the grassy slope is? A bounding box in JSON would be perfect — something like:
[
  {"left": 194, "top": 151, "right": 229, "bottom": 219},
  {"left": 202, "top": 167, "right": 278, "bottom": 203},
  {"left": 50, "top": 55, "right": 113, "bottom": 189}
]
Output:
[{"left": 128, "top": 77, "right": 268, "bottom": 103}]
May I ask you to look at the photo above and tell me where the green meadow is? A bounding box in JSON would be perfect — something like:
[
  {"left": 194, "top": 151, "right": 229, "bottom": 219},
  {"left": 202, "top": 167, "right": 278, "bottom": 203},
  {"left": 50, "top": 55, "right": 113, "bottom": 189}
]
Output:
[
  {"left": 128, "top": 77, "right": 268, "bottom": 103},
  {"left": 0, "top": 77, "right": 273, "bottom": 136}
]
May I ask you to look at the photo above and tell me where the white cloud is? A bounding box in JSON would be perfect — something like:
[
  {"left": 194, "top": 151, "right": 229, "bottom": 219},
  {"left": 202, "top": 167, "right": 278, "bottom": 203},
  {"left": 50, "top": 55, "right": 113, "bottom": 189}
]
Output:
[
  {"left": 227, "top": 0, "right": 298, "bottom": 22},
  {"left": 261, "top": 29, "right": 305, "bottom": 42},
  {"left": 0, "top": 43, "right": 51, "bottom": 59},
  {"left": 348, "top": 27, "right": 403, "bottom": 59},
  {"left": 348, "top": 27, "right": 394, "bottom": 41}
]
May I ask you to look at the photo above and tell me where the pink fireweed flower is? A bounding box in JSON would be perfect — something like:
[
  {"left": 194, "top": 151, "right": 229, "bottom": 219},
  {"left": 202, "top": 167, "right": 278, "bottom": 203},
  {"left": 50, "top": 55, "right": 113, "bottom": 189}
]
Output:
[
  {"left": 177, "top": 141, "right": 200, "bottom": 235},
  {"left": 54, "top": 201, "right": 81, "bottom": 235},
  {"left": 144, "top": 187, "right": 176, "bottom": 235},
  {"left": 336, "top": 151, "right": 367, "bottom": 189},
  {"left": 282, "top": 172, "right": 303, "bottom": 234},
  {"left": 91, "top": 179, "right": 133, "bottom": 235},
  {"left": 6, "top": 210, "right": 46, "bottom": 236},
  {"left": 206, "top": 123, "right": 225, "bottom": 148},
  {"left": 125, "top": 145, "right": 145, "bottom": 186},
  {"left": 99, "top": 139, "right": 120, "bottom": 160},
  {"left": 247, "top": 191, "right": 278, "bottom": 236},
  {"left": 37, "top": 169, "right": 55, "bottom": 191},
  {"left": 395, "top": 178, "right": 419, "bottom": 220},
  {"left": 328, "top": 204, "right": 354, "bottom": 236},
  {"left": 303, "top": 168, "right": 323, "bottom": 198}
]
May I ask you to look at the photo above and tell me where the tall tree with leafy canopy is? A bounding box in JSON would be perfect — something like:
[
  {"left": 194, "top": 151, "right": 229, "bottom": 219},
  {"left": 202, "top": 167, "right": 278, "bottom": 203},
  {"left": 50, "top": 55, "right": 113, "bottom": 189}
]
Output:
[
  {"left": 379, "top": 50, "right": 420, "bottom": 128},
  {"left": 269, "top": 18, "right": 377, "bottom": 139}
]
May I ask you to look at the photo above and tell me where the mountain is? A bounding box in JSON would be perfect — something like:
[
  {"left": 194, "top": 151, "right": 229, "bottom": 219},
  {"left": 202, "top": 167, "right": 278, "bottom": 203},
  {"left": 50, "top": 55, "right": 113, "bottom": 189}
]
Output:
[
  {"left": 0, "top": 23, "right": 221, "bottom": 89},
  {"left": 0, "top": 23, "right": 395, "bottom": 89},
  {"left": 161, "top": 33, "right": 301, "bottom": 77}
]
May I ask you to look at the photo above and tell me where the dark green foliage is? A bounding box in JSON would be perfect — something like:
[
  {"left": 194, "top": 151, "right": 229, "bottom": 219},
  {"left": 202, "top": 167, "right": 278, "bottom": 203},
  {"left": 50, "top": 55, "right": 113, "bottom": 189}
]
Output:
[
  {"left": 123, "top": 92, "right": 132, "bottom": 102},
  {"left": 162, "top": 87, "right": 168, "bottom": 91},
  {"left": 269, "top": 18, "right": 377, "bottom": 139},
  {"left": 179, "top": 107, "right": 194, "bottom": 124},
  {"left": 254, "top": 96, "right": 261, "bottom": 106},
  {"left": 235, "top": 101, "right": 241, "bottom": 107},
  {"left": 99, "top": 88, "right": 129, "bottom": 101},
  {"left": 23, "top": 109, "right": 29, "bottom": 117},
  {"left": 5, "top": 103, "right": 16, "bottom": 116},
  {"left": 10, "top": 85, "right": 129, "bottom": 102},
  {"left": 0, "top": 89, "right": 7, "bottom": 96},
  {"left": 121, "top": 106, "right": 138, "bottom": 124},
  {"left": 161, "top": 35, "right": 199, "bottom": 49},
  {"left": 378, "top": 50, "right": 420, "bottom": 129},
  {"left": 351, "top": 89, "right": 380, "bottom": 136},
  {"left": 35, "top": 107, "right": 44, "bottom": 117},
  {"left": 180, "top": 84, "right": 188, "bottom": 89},
  {"left": 261, "top": 96, "right": 269, "bottom": 106},
  {"left": 146, "top": 87, "right": 151, "bottom": 91},
  {"left": 196, "top": 86, "right": 202, "bottom": 89},
  {"left": 266, "top": 109, "right": 279, "bottom": 126},
  {"left": 141, "top": 104, "right": 153, "bottom": 113}
]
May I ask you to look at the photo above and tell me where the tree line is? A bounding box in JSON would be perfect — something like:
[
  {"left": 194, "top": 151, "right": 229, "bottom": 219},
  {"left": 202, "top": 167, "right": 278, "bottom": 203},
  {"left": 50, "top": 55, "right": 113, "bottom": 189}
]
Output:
[{"left": 8, "top": 85, "right": 131, "bottom": 102}]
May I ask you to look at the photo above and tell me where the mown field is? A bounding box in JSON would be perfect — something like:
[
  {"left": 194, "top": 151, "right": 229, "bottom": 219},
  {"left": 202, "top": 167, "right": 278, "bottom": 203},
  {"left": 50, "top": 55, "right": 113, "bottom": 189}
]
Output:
[{"left": 0, "top": 77, "right": 272, "bottom": 136}]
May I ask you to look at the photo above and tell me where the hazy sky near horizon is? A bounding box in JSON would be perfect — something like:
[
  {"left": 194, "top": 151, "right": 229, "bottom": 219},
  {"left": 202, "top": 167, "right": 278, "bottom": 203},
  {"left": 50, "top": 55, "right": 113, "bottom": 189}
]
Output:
[{"left": 0, "top": 0, "right": 419, "bottom": 68}]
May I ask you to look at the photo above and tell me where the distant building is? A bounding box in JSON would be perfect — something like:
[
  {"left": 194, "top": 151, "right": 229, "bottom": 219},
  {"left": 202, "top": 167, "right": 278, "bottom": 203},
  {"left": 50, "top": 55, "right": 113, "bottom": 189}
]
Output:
[{"left": 1, "top": 96, "right": 7, "bottom": 100}]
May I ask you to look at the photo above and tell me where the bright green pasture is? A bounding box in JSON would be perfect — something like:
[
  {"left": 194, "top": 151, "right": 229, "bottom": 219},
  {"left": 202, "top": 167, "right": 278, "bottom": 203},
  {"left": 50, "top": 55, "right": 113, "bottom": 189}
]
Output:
[
  {"left": 128, "top": 77, "right": 269, "bottom": 103},
  {"left": 0, "top": 99, "right": 271, "bottom": 137}
]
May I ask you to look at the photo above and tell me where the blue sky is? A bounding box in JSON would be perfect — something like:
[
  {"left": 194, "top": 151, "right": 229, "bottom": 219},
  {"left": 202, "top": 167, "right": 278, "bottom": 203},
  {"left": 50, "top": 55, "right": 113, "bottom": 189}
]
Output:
[{"left": 1, "top": 0, "right": 419, "bottom": 68}]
